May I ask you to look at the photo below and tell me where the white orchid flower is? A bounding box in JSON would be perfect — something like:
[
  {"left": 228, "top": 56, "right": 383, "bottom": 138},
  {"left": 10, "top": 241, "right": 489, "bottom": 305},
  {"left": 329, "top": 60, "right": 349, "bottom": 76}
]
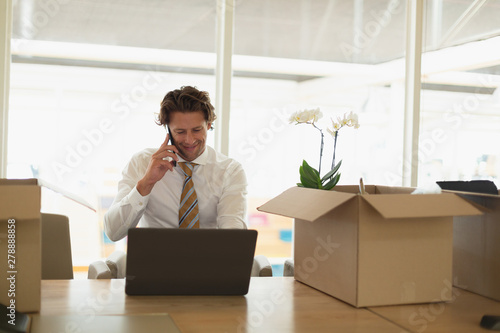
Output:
[
  {"left": 299, "top": 111, "right": 312, "bottom": 123},
  {"left": 326, "top": 111, "right": 360, "bottom": 138},
  {"left": 289, "top": 108, "right": 323, "bottom": 124},
  {"left": 288, "top": 111, "right": 300, "bottom": 124},
  {"left": 327, "top": 119, "right": 341, "bottom": 137},
  {"left": 345, "top": 111, "right": 360, "bottom": 128},
  {"left": 309, "top": 108, "right": 323, "bottom": 122}
]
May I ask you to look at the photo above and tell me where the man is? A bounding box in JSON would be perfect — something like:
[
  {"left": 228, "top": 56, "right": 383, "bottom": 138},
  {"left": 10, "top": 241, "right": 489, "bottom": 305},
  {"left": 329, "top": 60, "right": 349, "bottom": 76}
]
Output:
[{"left": 104, "top": 86, "right": 248, "bottom": 241}]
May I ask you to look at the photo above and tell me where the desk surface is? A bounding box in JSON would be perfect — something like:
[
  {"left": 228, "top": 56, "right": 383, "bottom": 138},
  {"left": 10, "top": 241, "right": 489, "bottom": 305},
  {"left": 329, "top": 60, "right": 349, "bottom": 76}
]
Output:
[
  {"left": 40, "top": 278, "right": 499, "bottom": 333},
  {"left": 369, "top": 287, "right": 500, "bottom": 333},
  {"left": 40, "top": 277, "right": 404, "bottom": 333}
]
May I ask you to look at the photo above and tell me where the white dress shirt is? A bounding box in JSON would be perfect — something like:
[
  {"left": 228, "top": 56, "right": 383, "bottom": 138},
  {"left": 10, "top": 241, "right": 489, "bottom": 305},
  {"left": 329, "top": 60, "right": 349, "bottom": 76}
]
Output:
[{"left": 104, "top": 146, "right": 248, "bottom": 241}]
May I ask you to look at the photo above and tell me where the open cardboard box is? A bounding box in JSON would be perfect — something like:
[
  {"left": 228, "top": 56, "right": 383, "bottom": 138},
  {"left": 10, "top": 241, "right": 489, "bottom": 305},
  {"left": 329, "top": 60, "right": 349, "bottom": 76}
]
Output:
[
  {"left": 258, "top": 185, "right": 483, "bottom": 307},
  {"left": 0, "top": 178, "right": 95, "bottom": 312},
  {"left": 447, "top": 189, "right": 500, "bottom": 302}
]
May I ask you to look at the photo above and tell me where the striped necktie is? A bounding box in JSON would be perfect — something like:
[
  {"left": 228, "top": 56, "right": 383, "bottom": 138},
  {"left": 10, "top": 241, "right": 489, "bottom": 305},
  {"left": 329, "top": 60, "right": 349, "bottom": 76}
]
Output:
[{"left": 178, "top": 162, "right": 200, "bottom": 228}]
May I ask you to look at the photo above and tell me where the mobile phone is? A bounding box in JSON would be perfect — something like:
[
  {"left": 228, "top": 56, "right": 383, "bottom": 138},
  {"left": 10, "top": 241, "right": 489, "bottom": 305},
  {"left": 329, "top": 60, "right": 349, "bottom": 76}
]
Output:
[
  {"left": 167, "top": 125, "right": 175, "bottom": 145},
  {"left": 166, "top": 125, "right": 177, "bottom": 166},
  {"left": 480, "top": 315, "right": 500, "bottom": 330}
]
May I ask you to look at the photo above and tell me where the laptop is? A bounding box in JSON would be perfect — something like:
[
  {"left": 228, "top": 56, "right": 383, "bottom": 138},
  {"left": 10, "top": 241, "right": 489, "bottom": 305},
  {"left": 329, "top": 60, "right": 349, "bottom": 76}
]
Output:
[
  {"left": 436, "top": 180, "right": 498, "bottom": 195},
  {"left": 125, "top": 228, "right": 258, "bottom": 296}
]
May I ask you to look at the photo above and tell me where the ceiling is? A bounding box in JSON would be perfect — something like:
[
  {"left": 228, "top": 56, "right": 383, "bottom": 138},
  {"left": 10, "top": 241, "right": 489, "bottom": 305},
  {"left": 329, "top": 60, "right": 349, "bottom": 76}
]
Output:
[{"left": 9, "top": 0, "right": 500, "bottom": 84}]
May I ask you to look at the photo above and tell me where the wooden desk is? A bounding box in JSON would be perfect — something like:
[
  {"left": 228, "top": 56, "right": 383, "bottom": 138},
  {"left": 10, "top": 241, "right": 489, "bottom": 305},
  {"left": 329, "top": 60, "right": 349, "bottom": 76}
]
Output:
[
  {"left": 40, "top": 277, "right": 406, "bottom": 333},
  {"left": 368, "top": 287, "right": 500, "bottom": 333}
]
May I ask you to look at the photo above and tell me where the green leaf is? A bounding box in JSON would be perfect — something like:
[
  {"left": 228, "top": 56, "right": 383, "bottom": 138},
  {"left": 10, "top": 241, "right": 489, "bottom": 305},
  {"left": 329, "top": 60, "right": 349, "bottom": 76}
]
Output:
[
  {"left": 299, "top": 160, "right": 321, "bottom": 188},
  {"left": 299, "top": 166, "right": 318, "bottom": 188},
  {"left": 323, "top": 173, "right": 341, "bottom": 190},
  {"left": 300, "top": 174, "right": 318, "bottom": 188},
  {"left": 301, "top": 160, "right": 321, "bottom": 188},
  {"left": 301, "top": 160, "right": 317, "bottom": 176},
  {"left": 299, "top": 166, "right": 315, "bottom": 183},
  {"left": 321, "top": 160, "right": 343, "bottom": 182},
  {"left": 311, "top": 164, "right": 320, "bottom": 178},
  {"left": 296, "top": 183, "right": 304, "bottom": 187}
]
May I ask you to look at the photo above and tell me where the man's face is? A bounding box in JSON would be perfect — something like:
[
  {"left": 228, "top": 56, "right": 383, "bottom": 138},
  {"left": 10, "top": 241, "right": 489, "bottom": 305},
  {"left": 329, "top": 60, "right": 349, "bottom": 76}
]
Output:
[{"left": 168, "top": 111, "right": 211, "bottom": 162}]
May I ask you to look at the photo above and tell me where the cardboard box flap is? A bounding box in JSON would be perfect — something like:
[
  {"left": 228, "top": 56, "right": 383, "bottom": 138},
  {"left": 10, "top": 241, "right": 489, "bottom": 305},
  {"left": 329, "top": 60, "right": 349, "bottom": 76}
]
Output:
[
  {"left": 441, "top": 189, "right": 500, "bottom": 199},
  {"left": 37, "top": 178, "right": 96, "bottom": 212},
  {"left": 361, "top": 192, "right": 483, "bottom": 219},
  {"left": 0, "top": 178, "right": 96, "bottom": 212},
  {"left": 0, "top": 178, "right": 39, "bottom": 186},
  {"left": 0, "top": 185, "right": 41, "bottom": 219},
  {"left": 257, "top": 187, "right": 356, "bottom": 222}
]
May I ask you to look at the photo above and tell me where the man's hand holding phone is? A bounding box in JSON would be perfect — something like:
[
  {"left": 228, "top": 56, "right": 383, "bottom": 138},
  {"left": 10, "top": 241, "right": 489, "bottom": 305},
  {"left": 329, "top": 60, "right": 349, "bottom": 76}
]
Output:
[{"left": 137, "top": 133, "right": 179, "bottom": 196}]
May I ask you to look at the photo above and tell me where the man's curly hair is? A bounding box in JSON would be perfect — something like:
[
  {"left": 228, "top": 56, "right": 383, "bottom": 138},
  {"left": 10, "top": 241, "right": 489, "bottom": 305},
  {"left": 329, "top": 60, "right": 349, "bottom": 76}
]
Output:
[{"left": 156, "top": 86, "right": 216, "bottom": 126}]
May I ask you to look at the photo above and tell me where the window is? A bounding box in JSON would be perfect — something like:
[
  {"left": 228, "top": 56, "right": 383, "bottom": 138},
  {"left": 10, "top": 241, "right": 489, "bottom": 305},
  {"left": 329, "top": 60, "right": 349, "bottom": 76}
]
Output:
[
  {"left": 5, "top": 0, "right": 500, "bottom": 275},
  {"left": 9, "top": 0, "right": 218, "bottom": 266},
  {"left": 419, "top": 0, "right": 500, "bottom": 188}
]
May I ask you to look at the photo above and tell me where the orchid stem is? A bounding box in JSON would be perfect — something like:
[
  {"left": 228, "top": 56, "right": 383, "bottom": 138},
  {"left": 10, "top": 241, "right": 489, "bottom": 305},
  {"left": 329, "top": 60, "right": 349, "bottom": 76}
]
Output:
[
  {"left": 331, "top": 131, "right": 338, "bottom": 170},
  {"left": 313, "top": 123, "right": 324, "bottom": 175}
]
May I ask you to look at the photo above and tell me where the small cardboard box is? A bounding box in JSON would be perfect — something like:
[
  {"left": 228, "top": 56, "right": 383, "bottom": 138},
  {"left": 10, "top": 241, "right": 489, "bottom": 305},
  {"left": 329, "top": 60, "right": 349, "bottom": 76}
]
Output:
[
  {"left": 0, "top": 178, "right": 95, "bottom": 313},
  {"left": 451, "top": 190, "right": 500, "bottom": 301},
  {"left": 0, "top": 179, "right": 42, "bottom": 312},
  {"left": 258, "top": 185, "right": 483, "bottom": 307}
]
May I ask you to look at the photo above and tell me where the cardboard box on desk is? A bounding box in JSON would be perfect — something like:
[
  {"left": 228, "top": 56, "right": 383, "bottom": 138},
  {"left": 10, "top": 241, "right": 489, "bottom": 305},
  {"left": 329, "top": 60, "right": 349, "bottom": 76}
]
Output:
[
  {"left": 0, "top": 178, "right": 95, "bottom": 313},
  {"left": 449, "top": 190, "right": 500, "bottom": 302},
  {"left": 0, "top": 179, "right": 41, "bottom": 313},
  {"left": 257, "top": 185, "right": 483, "bottom": 308}
]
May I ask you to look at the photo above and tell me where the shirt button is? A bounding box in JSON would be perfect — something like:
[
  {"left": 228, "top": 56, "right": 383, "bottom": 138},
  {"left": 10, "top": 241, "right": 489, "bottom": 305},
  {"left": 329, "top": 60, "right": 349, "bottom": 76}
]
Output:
[{"left": 139, "top": 202, "right": 143, "bottom": 206}]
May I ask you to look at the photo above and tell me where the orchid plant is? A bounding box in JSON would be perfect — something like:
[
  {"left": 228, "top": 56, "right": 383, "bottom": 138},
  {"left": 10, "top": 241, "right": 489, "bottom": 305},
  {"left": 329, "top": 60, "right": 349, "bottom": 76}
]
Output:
[{"left": 289, "top": 108, "right": 360, "bottom": 190}]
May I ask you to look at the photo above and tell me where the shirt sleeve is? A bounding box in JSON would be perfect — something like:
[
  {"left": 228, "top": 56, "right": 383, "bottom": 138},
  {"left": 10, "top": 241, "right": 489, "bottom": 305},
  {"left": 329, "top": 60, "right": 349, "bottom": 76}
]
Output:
[
  {"left": 103, "top": 152, "right": 150, "bottom": 241},
  {"left": 217, "top": 161, "right": 248, "bottom": 229}
]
